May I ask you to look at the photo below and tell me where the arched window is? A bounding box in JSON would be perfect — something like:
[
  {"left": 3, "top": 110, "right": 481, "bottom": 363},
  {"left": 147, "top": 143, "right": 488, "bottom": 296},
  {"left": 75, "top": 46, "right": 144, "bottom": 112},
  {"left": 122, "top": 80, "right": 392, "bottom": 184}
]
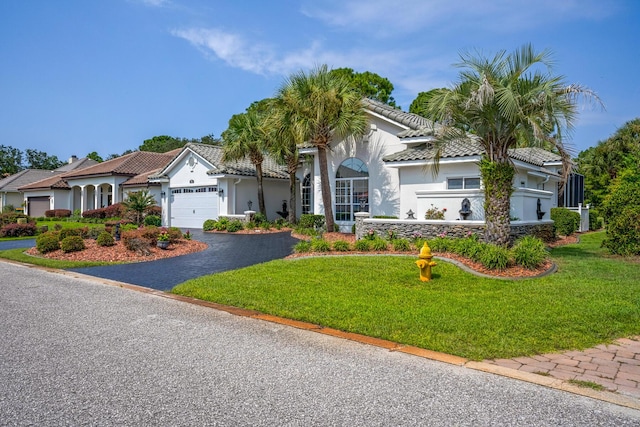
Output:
[
  {"left": 335, "top": 158, "right": 369, "bottom": 222},
  {"left": 302, "top": 174, "right": 312, "bottom": 214}
]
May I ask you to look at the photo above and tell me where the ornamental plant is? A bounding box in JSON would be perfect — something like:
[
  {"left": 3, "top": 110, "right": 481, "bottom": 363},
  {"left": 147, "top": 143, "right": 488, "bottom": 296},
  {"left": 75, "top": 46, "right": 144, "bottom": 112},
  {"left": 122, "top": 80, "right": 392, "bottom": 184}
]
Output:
[{"left": 425, "top": 204, "right": 446, "bottom": 220}]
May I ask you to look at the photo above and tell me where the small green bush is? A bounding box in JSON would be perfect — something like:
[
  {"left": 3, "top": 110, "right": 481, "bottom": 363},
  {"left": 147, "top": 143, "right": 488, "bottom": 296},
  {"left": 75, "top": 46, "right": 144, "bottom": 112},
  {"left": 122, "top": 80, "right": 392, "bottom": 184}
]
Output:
[
  {"left": 226, "top": 220, "right": 243, "bottom": 232},
  {"left": 36, "top": 232, "right": 60, "bottom": 253},
  {"left": 215, "top": 217, "right": 230, "bottom": 231},
  {"left": 294, "top": 240, "right": 312, "bottom": 253},
  {"left": 511, "top": 236, "right": 547, "bottom": 269},
  {"left": 60, "top": 235, "right": 86, "bottom": 253},
  {"left": 354, "top": 239, "right": 371, "bottom": 251},
  {"left": 478, "top": 244, "right": 510, "bottom": 270},
  {"left": 244, "top": 220, "right": 256, "bottom": 229},
  {"left": 429, "top": 236, "right": 454, "bottom": 253},
  {"left": 203, "top": 219, "right": 217, "bottom": 231},
  {"left": 311, "top": 238, "right": 331, "bottom": 252},
  {"left": 144, "top": 215, "right": 161, "bottom": 227},
  {"left": 371, "top": 238, "right": 388, "bottom": 251},
  {"left": 332, "top": 240, "right": 351, "bottom": 252},
  {"left": 253, "top": 213, "right": 268, "bottom": 225},
  {"left": 392, "top": 238, "right": 411, "bottom": 252},
  {"left": 96, "top": 231, "right": 115, "bottom": 247},
  {"left": 453, "top": 236, "right": 482, "bottom": 260},
  {"left": 57, "top": 228, "right": 82, "bottom": 241},
  {"left": 86, "top": 226, "right": 106, "bottom": 240},
  {"left": 551, "top": 207, "right": 580, "bottom": 236},
  {"left": 299, "top": 214, "right": 325, "bottom": 230}
]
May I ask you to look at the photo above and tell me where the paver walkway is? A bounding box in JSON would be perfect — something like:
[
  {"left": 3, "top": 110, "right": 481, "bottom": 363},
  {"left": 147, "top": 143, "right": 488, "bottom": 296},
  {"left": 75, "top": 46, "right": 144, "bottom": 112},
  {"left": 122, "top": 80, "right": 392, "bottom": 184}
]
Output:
[{"left": 484, "top": 336, "right": 640, "bottom": 398}]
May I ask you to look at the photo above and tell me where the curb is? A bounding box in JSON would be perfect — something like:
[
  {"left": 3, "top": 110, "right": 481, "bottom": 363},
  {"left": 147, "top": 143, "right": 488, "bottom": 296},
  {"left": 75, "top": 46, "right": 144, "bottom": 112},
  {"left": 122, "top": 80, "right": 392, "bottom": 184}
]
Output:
[{"left": 6, "top": 259, "right": 639, "bottom": 411}]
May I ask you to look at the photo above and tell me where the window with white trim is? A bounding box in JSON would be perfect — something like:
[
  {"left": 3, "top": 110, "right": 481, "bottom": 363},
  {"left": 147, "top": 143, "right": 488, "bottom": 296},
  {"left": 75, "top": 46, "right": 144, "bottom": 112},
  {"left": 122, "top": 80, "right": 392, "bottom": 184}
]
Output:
[
  {"left": 335, "top": 158, "right": 369, "bottom": 222},
  {"left": 447, "top": 177, "right": 481, "bottom": 190},
  {"left": 302, "top": 174, "right": 311, "bottom": 214}
]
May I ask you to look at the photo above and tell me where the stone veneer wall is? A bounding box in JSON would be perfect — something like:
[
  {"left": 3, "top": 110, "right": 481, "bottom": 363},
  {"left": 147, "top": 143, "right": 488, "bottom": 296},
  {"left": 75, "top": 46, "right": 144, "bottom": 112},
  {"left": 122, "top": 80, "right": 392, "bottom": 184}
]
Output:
[{"left": 354, "top": 212, "right": 554, "bottom": 243}]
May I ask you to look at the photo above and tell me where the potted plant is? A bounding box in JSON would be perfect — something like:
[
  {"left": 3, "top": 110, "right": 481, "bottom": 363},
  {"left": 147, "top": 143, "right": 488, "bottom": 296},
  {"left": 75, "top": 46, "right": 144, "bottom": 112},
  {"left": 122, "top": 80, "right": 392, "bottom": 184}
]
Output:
[{"left": 157, "top": 231, "right": 170, "bottom": 249}]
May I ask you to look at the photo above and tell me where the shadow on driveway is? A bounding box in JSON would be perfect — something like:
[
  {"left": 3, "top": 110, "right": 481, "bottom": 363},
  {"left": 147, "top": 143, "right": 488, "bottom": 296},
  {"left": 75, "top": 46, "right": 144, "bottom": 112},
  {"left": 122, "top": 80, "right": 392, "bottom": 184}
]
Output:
[{"left": 67, "top": 230, "right": 298, "bottom": 291}]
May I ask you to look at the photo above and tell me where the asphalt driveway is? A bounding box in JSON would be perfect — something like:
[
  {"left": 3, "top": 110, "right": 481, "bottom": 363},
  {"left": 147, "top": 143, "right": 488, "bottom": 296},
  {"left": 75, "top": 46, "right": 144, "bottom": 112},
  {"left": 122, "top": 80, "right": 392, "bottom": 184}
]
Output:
[{"left": 0, "top": 231, "right": 297, "bottom": 291}]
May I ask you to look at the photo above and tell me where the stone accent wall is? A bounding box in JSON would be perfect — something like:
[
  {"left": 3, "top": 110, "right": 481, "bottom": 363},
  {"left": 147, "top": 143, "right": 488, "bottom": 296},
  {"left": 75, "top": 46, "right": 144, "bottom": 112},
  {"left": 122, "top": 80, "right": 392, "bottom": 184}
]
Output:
[{"left": 354, "top": 212, "right": 554, "bottom": 243}]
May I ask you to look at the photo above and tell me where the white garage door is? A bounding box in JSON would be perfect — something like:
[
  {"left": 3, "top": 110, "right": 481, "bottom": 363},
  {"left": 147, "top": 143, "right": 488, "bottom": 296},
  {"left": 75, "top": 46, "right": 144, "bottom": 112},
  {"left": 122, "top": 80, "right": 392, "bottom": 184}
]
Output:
[{"left": 170, "top": 186, "right": 219, "bottom": 229}]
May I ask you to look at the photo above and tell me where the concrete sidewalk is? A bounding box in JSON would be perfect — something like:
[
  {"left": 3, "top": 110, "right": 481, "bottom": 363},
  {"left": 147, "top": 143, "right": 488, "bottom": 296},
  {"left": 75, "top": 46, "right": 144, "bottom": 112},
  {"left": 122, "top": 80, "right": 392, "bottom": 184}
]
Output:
[{"left": 484, "top": 337, "right": 640, "bottom": 399}]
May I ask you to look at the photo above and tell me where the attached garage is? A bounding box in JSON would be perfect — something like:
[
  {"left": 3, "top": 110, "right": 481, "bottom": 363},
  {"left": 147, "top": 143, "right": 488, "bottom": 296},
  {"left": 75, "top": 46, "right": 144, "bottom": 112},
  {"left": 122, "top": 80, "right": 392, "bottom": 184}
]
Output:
[
  {"left": 27, "top": 196, "right": 50, "bottom": 217},
  {"left": 169, "top": 186, "right": 219, "bottom": 229}
]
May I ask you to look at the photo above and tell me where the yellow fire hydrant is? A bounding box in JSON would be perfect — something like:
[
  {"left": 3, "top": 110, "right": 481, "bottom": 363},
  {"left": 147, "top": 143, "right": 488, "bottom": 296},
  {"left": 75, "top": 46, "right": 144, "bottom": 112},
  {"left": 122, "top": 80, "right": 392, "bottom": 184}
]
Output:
[{"left": 416, "top": 242, "right": 437, "bottom": 282}]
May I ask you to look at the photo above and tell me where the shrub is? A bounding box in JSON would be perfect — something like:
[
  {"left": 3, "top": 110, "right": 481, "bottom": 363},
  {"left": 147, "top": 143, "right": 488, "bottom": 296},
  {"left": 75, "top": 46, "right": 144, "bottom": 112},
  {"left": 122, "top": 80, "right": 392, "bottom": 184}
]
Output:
[
  {"left": 478, "top": 244, "right": 510, "bottom": 270},
  {"left": 550, "top": 207, "right": 580, "bottom": 236},
  {"left": 58, "top": 228, "right": 82, "bottom": 241},
  {"left": 429, "top": 236, "right": 454, "bottom": 253},
  {"left": 215, "top": 217, "right": 230, "bottom": 231},
  {"left": 0, "top": 222, "right": 37, "bottom": 237},
  {"left": 453, "top": 235, "right": 483, "bottom": 261},
  {"left": 36, "top": 232, "right": 60, "bottom": 253},
  {"left": 311, "top": 238, "right": 331, "bottom": 252},
  {"left": 203, "top": 219, "right": 217, "bottom": 231},
  {"left": 0, "top": 212, "right": 31, "bottom": 227},
  {"left": 425, "top": 204, "right": 446, "bottom": 220},
  {"left": 332, "top": 240, "right": 351, "bottom": 252},
  {"left": 364, "top": 229, "right": 377, "bottom": 240},
  {"left": 601, "top": 179, "right": 640, "bottom": 255},
  {"left": 2, "top": 204, "right": 15, "bottom": 213},
  {"left": 44, "top": 209, "right": 72, "bottom": 218},
  {"left": 144, "top": 215, "right": 161, "bottom": 227},
  {"left": 226, "top": 220, "right": 243, "bottom": 233},
  {"left": 392, "top": 238, "right": 411, "bottom": 252},
  {"left": 372, "top": 215, "right": 399, "bottom": 219},
  {"left": 511, "top": 236, "right": 547, "bottom": 270},
  {"left": 167, "top": 227, "right": 183, "bottom": 242},
  {"left": 122, "top": 229, "right": 154, "bottom": 250},
  {"left": 244, "top": 220, "right": 256, "bottom": 229},
  {"left": 86, "top": 226, "right": 106, "bottom": 240},
  {"left": 260, "top": 220, "right": 272, "bottom": 231},
  {"left": 588, "top": 211, "right": 602, "bottom": 231},
  {"left": 60, "top": 236, "right": 86, "bottom": 253},
  {"left": 354, "top": 239, "right": 371, "bottom": 251},
  {"left": 253, "top": 213, "right": 268, "bottom": 225},
  {"left": 371, "top": 238, "right": 388, "bottom": 251},
  {"left": 299, "top": 214, "right": 325, "bottom": 230},
  {"left": 96, "top": 231, "right": 115, "bottom": 247},
  {"left": 294, "top": 240, "right": 312, "bottom": 253}
]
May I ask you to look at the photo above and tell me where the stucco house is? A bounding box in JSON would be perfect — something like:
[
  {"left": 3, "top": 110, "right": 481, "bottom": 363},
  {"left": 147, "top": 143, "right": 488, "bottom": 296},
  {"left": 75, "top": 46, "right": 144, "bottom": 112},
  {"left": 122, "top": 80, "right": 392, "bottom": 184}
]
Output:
[
  {"left": 0, "top": 156, "right": 98, "bottom": 213},
  {"left": 149, "top": 143, "right": 290, "bottom": 228},
  {"left": 19, "top": 151, "right": 178, "bottom": 217}
]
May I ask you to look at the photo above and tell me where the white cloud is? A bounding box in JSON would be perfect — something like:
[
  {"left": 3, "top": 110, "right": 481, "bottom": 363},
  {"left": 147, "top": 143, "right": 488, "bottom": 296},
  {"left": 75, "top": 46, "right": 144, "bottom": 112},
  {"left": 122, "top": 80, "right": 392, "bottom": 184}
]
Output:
[{"left": 138, "top": 0, "right": 171, "bottom": 7}]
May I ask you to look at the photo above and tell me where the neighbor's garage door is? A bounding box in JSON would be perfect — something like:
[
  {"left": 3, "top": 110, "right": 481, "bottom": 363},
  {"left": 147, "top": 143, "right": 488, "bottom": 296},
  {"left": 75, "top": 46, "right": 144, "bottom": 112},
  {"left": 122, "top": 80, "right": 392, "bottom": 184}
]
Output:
[
  {"left": 27, "top": 196, "right": 50, "bottom": 217},
  {"left": 170, "top": 186, "right": 219, "bottom": 229}
]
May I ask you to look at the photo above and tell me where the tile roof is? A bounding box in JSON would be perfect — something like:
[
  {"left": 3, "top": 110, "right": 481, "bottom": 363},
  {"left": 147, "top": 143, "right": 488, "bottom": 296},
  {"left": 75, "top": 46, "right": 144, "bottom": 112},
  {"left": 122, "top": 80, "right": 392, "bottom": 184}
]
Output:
[
  {"left": 18, "top": 174, "right": 70, "bottom": 191},
  {"left": 162, "top": 143, "right": 289, "bottom": 180},
  {"left": 361, "top": 98, "right": 432, "bottom": 130},
  {"left": 54, "top": 157, "right": 99, "bottom": 172},
  {"left": 62, "top": 150, "right": 179, "bottom": 178},
  {"left": 383, "top": 140, "right": 564, "bottom": 168},
  {"left": 0, "top": 169, "right": 61, "bottom": 192}
]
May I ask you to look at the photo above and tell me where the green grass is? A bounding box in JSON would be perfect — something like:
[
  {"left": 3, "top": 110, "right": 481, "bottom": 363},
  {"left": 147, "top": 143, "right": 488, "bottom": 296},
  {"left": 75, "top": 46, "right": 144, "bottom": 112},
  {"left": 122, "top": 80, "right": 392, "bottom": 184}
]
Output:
[
  {"left": 0, "top": 220, "right": 104, "bottom": 241},
  {"left": 0, "top": 248, "right": 118, "bottom": 268},
  {"left": 567, "top": 379, "right": 607, "bottom": 391},
  {"left": 172, "top": 231, "right": 640, "bottom": 360}
]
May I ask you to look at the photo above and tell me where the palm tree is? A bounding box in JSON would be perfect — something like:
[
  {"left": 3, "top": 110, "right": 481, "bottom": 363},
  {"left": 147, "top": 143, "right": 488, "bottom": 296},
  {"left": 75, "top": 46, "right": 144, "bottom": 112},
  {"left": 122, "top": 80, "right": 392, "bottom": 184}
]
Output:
[
  {"left": 264, "top": 98, "right": 303, "bottom": 224},
  {"left": 277, "top": 65, "right": 369, "bottom": 232},
  {"left": 423, "top": 44, "right": 600, "bottom": 246},
  {"left": 122, "top": 190, "right": 157, "bottom": 226},
  {"left": 221, "top": 106, "right": 268, "bottom": 216}
]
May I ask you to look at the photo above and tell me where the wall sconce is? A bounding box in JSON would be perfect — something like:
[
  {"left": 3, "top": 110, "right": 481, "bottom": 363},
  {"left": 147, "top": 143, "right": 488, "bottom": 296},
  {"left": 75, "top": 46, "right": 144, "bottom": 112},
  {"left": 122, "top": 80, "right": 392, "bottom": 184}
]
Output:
[
  {"left": 218, "top": 188, "right": 224, "bottom": 197},
  {"left": 160, "top": 191, "right": 166, "bottom": 197}
]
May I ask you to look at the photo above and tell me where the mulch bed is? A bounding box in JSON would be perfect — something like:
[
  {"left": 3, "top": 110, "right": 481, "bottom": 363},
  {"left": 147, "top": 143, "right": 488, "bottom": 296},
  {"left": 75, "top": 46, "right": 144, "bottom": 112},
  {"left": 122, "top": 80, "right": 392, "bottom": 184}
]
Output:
[{"left": 25, "top": 239, "right": 208, "bottom": 263}]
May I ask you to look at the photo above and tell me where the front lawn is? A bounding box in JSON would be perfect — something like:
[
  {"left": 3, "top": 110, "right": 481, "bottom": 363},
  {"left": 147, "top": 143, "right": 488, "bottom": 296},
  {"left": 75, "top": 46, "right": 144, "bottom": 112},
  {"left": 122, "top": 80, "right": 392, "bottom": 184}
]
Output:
[
  {"left": 172, "top": 231, "right": 640, "bottom": 360},
  {"left": 0, "top": 248, "right": 116, "bottom": 268}
]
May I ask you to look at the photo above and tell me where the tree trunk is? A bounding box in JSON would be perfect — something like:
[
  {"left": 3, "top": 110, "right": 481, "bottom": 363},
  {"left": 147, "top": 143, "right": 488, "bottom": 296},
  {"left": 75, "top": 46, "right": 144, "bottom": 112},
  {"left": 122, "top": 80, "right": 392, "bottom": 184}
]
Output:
[
  {"left": 255, "top": 163, "right": 266, "bottom": 216},
  {"left": 317, "top": 145, "right": 335, "bottom": 232},
  {"left": 481, "top": 159, "right": 515, "bottom": 246},
  {"left": 288, "top": 171, "right": 297, "bottom": 224}
]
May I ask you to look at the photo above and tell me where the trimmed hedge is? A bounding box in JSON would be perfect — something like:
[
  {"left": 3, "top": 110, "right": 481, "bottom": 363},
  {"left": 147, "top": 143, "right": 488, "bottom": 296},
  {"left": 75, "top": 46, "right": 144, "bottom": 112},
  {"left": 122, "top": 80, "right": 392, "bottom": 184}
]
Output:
[
  {"left": 96, "top": 231, "right": 115, "bottom": 247},
  {"left": 60, "top": 235, "right": 85, "bottom": 253},
  {"left": 45, "top": 209, "right": 72, "bottom": 218},
  {"left": 0, "top": 222, "right": 37, "bottom": 237},
  {"left": 550, "top": 207, "right": 580, "bottom": 236},
  {"left": 36, "top": 232, "right": 60, "bottom": 253}
]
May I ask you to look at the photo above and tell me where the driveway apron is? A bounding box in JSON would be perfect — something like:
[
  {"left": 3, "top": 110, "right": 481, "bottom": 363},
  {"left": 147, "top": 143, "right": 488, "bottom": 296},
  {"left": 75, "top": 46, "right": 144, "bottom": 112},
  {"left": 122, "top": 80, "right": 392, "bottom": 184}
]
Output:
[{"left": 67, "top": 230, "right": 298, "bottom": 291}]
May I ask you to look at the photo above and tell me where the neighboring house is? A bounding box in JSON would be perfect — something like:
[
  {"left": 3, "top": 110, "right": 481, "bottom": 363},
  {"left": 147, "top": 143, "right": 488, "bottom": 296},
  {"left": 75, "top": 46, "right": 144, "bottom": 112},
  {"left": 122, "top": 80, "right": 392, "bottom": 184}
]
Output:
[
  {"left": 149, "top": 143, "right": 289, "bottom": 228},
  {"left": 19, "top": 151, "right": 178, "bottom": 217},
  {"left": 0, "top": 156, "right": 98, "bottom": 213},
  {"left": 298, "top": 99, "right": 572, "bottom": 232}
]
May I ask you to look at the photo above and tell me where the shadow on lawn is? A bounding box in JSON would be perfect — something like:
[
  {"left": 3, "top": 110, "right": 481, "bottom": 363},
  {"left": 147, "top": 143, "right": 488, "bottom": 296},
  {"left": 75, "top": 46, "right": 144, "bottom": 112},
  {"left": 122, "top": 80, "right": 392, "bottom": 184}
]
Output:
[{"left": 550, "top": 244, "right": 600, "bottom": 260}]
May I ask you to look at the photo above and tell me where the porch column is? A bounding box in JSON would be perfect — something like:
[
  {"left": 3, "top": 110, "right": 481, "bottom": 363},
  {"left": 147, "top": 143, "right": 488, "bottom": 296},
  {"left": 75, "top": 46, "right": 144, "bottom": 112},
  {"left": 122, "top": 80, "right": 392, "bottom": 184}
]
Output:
[{"left": 80, "top": 185, "right": 87, "bottom": 213}]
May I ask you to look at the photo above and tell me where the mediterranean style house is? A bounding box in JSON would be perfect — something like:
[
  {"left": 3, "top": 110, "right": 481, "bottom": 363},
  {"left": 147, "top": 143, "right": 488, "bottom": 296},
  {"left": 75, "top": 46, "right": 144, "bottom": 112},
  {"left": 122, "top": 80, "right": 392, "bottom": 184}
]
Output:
[{"left": 9, "top": 99, "right": 585, "bottom": 234}]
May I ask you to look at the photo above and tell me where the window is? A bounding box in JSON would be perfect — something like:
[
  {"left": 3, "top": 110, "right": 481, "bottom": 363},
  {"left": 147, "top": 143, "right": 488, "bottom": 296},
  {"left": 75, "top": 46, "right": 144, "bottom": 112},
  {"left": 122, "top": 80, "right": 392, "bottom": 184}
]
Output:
[
  {"left": 448, "top": 177, "right": 480, "bottom": 190},
  {"left": 302, "top": 174, "right": 311, "bottom": 215},
  {"left": 558, "top": 173, "right": 584, "bottom": 207},
  {"left": 335, "top": 158, "right": 369, "bottom": 222}
]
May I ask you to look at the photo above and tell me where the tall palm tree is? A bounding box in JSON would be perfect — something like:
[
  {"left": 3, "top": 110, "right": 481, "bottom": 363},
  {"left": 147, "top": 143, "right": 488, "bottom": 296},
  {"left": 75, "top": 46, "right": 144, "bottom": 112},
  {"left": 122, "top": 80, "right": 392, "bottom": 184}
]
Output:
[
  {"left": 423, "top": 44, "right": 600, "bottom": 246},
  {"left": 265, "top": 98, "right": 302, "bottom": 224},
  {"left": 221, "top": 106, "right": 268, "bottom": 216},
  {"left": 277, "top": 64, "right": 369, "bottom": 232}
]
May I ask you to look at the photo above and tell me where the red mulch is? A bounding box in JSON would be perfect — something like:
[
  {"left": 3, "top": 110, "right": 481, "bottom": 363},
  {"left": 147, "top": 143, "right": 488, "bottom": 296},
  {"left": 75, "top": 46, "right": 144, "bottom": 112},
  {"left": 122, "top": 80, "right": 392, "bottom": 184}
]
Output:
[{"left": 25, "top": 239, "right": 207, "bottom": 263}]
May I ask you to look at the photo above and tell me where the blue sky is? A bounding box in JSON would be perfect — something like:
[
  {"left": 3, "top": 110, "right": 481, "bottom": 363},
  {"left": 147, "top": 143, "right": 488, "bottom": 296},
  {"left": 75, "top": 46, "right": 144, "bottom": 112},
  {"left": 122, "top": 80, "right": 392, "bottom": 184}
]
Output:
[{"left": 1, "top": 0, "right": 638, "bottom": 162}]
